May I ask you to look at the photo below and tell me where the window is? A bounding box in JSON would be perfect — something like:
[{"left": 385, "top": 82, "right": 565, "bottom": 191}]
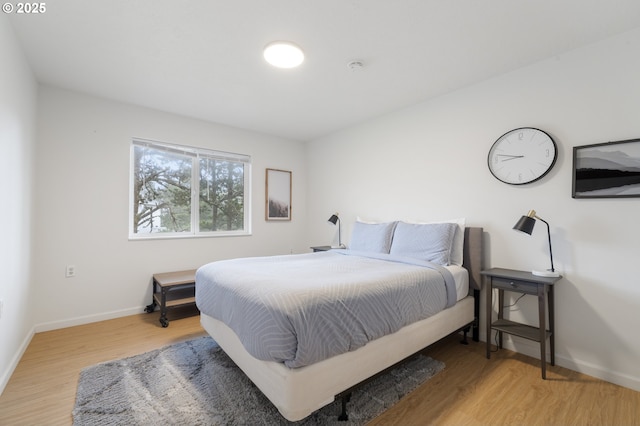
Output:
[{"left": 130, "top": 138, "right": 251, "bottom": 239}]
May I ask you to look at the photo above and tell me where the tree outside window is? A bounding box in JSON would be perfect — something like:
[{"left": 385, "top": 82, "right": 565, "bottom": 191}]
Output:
[{"left": 130, "top": 139, "right": 251, "bottom": 238}]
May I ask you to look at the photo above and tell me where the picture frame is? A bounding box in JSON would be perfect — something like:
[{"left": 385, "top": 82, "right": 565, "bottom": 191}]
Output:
[
  {"left": 572, "top": 138, "right": 640, "bottom": 198},
  {"left": 265, "top": 168, "right": 292, "bottom": 220}
]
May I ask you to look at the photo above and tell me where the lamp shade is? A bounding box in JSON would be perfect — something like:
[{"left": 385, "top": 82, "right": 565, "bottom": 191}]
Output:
[
  {"left": 328, "top": 214, "right": 339, "bottom": 225},
  {"left": 513, "top": 215, "right": 536, "bottom": 235}
]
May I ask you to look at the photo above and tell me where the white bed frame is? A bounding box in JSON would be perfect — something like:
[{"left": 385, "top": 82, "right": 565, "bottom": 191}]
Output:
[{"left": 200, "top": 227, "right": 483, "bottom": 422}]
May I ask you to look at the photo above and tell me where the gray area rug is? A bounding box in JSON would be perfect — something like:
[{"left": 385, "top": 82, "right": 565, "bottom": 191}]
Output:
[{"left": 73, "top": 336, "right": 444, "bottom": 425}]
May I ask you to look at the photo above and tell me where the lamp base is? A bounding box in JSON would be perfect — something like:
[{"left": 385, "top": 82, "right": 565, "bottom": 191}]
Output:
[
  {"left": 331, "top": 244, "right": 346, "bottom": 249},
  {"left": 532, "top": 269, "right": 561, "bottom": 277}
]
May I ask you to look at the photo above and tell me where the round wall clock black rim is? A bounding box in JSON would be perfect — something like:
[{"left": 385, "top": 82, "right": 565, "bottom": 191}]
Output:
[{"left": 487, "top": 127, "right": 558, "bottom": 185}]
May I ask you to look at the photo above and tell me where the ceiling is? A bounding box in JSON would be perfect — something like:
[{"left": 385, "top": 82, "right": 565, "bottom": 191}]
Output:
[{"left": 8, "top": 0, "right": 640, "bottom": 141}]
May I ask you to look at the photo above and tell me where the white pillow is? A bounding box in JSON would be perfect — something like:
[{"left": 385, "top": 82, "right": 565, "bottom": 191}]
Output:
[
  {"left": 390, "top": 222, "right": 458, "bottom": 265},
  {"left": 349, "top": 221, "right": 397, "bottom": 253},
  {"left": 355, "top": 216, "right": 385, "bottom": 224}
]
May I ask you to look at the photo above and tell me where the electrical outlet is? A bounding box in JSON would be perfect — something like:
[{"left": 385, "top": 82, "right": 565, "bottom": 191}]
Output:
[{"left": 65, "top": 265, "right": 76, "bottom": 278}]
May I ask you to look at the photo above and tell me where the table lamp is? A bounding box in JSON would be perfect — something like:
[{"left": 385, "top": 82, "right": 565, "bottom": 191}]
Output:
[
  {"left": 327, "top": 213, "right": 345, "bottom": 248},
  {"left": 513, "top": 209, "right": 560, "bottom": 277}
]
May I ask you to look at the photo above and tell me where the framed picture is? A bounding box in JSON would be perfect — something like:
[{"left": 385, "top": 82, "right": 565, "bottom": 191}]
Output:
[
  {"left": 572, "top": 138, "right": 640, "bottom": 198},
  {"left": 265, "top": 168, "right": 292, "bottom": 220}
]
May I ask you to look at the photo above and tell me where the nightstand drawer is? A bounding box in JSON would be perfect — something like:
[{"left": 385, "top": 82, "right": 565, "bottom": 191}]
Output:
[{"left": 490, "top": 277, "right": 538, "bottom": 294}]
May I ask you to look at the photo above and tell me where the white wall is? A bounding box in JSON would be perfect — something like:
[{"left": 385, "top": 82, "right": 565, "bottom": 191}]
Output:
[
  {"left": 0, "top": 16, "right": 38, "bottom": 392},
  {"left": 306, "top": 28, "right": 640, "bottom": 391},
  {"left": 33, "top": 86, "right": 308, "bottom": 330}
]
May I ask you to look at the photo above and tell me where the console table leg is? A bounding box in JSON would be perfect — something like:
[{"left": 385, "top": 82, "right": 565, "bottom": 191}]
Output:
[{"left": 160, "top": 287, "right": 169, "bottom": 328}]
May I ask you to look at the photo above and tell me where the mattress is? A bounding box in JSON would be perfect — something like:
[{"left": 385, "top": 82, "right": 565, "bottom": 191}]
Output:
[{"left": 196, "top": 250, "right": 468, "bottom": 368}]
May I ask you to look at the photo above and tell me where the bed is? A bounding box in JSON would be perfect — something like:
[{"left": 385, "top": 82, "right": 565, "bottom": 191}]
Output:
[{"left": 195, "top": 222, "right": 483, "bottom": 421}]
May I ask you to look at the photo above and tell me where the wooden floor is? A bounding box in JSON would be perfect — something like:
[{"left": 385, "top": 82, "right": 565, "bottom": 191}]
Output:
[{"left": 1, "top": 311, "right": 638, "bottom": 425}]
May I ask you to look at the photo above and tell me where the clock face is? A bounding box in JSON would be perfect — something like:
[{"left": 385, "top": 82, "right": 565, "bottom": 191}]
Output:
[{"left": 488, "top": 127, "right": 558, "bottom": 185}]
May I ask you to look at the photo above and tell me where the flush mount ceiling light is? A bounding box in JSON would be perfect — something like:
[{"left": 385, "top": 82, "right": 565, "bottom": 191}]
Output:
[
  {"left": 263, "top": 41, "right": 304, "bottom": 68},
  {"left": 347, "top": 60, "right": 363, "bottom": 71}
]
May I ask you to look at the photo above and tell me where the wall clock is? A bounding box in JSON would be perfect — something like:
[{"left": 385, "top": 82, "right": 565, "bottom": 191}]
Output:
[{"left": 488, "top": 127, "right": 558, "bottom": 185}]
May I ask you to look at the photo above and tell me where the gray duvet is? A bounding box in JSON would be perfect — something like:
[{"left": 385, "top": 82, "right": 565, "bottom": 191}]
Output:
[{"left": 195, "top": 250, "right": 456, "bottom": 368}]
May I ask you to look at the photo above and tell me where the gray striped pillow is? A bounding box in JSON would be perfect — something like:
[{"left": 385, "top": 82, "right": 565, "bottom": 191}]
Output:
[
  {"left": 349, "top": 221, "right": 397, "bottom": 253},
  {"left": 389, "top": 222, "right": 457, "bottom": 265}
]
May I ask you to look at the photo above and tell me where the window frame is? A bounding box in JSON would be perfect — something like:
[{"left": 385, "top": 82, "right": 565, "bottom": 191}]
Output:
[{"left": 129, "top": 138, "right": 252, "bottom": 240}]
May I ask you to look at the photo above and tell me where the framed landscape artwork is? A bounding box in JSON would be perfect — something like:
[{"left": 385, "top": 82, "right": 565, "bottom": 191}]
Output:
[
  {"left": 572, "top": 138, "right": 640, "bottom": 198},
  {"left": 265, "top": 168, "right": 292, "bottom": 220}
]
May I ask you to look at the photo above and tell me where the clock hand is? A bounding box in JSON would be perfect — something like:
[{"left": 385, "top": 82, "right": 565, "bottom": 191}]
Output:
[{"left": 498, "top": 155, "right": 525, "bottom": 162}]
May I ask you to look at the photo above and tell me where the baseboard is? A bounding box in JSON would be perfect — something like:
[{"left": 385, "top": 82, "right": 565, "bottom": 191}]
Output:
[
  {"left": 496, "top": 334, "right": 640, "bottom": 392},
  {"left": 34, "top": 306, "right": 146, "bottom": 333},
  {"left": 556, "top": 353, "right": 640, "bottom": 392},
  {"left": 0, "top": 326, "right": 35, "bottom": 396}
]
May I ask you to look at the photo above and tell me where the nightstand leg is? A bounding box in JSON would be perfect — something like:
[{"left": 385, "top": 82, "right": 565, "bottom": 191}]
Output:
[
  {"left": 549, "top": 286, "right": 555, "bottom": 366},
  {"left": 486, "top": 279, "right": 492, "bottom": 359},
  {"left": 538, "top": 285, "right": 547, "bottom": 380},
  {"left": 497, "top": 289, "right": 504, "bottom": 349}
]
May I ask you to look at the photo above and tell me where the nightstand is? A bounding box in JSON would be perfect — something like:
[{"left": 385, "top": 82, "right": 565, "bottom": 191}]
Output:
[{"left": 482, "top": 268, "right": 561, "bottom": 379}]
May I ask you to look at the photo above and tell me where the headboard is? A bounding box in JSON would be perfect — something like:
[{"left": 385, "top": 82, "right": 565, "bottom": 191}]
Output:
[{"left": 462, "top": 227, "right": 483, "bottom": 291}]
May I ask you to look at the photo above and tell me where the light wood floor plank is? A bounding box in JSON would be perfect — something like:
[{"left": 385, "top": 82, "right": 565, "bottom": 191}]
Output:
[
  {"left": 371, "top": 335, "right": 640, "bottom": 426},
  {"left": 1, "top": 312, "right": 638, "bottom": 425},
  {"left": 0, "top": 308, "right": 206, "bottom": 425}
]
